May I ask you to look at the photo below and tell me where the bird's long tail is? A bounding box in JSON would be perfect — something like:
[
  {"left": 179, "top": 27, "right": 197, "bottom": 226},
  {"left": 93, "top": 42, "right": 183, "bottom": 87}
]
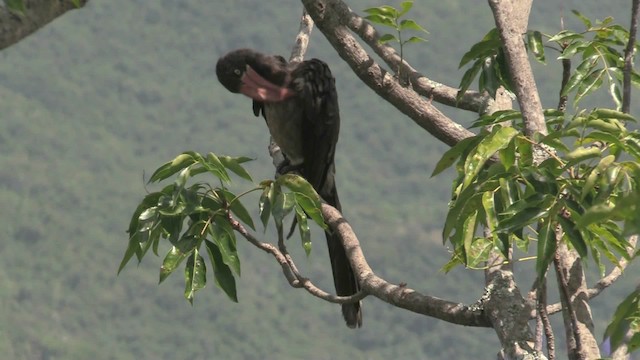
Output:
[{"left": 323, "top": 185, "right": 362, "bottom": 328}]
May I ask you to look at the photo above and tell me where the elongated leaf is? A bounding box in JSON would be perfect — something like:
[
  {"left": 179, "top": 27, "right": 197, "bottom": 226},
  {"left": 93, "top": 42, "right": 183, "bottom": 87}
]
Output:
[
  {"left": 159, "top": 243, "right": 192, "bottom": 283},
  {"left": 574, "top": 68, "right": 605, "bottom": 105},
  {"left": 295, "top": 205, "right": 312, "bottom": 256},
  {"left": 581, "top": 155, "right": 615, "bottom": 200},
  {"left": 571, "top": 9, "right": 592, "bottom": 29},
  {"left": 399, "top": 19, "right": 428, "bottom": 33},
  {"left": 463, "top": 127, "right": 519, "bottom": 188},
  {"left": 527, "top": 31, "right": 545, "bottom": 63},
  {"left": 564, "top": 146, "right": 601, "bottom": 166},
  {"left": 403, "top": 36, "right": 428, "bottom": 44},
  {"left": 184, "top": 251, "right": 207, "bottom": 304},
  {"left": 496, "top": 206, "right": 549, "bottom": 234},
  {"left": 219, "top": 155, "right": 253, "bottom": 181},
  {"left": 379, "top": 33, "right": 399, "bottom": 44},
  {"left": 461, "top": 210, "right": 479, "bottom": 265},
  {"left": 459, "top": 29, "right": 501, "bottom": 68},
  {"left": 592, "top": 108, "right": 637, "bottom": 122},
  {"left": 204, "top": 240, "right": 238, "bottom": 302},
  {"left": 604, "top": 289, "right": 640, "bottom": 353},
  {"left": 277, "top": 174, "right": 324, "bottom": 227},
  {"left": 432, "top": 135, "right": 482, "bottom": 177},
  {"left": 561, "top": 56, "right": 598, "bottom": 96},
  {"left": 365, "top": 14, "right": 396, "bottom": 28},
  {"left": 399, "top": 1, "right": 413, "bottom": 16},
  {"left": 576, "top": 204, "right": 615, "bottom": 228},
  {"left": 548, "top": 30, "right": 584, "bottom": 43},
  {"left": 536, "top": 218, "right": 556, "bottom": 279},
  {"left": 210, "top": 219, "right": 241, "bottom": 276},
  {"left": 558, "top": 217, "right": 588, "bottom": 257},
  {"left": 149, "top": 153, "right": 197, "bottom": 183},
  {"left": 218, "top": 189, "right": 255, "bottom": 231},
  {"left": 364, "top": 5, "right": 398, "bottom": 18},
  {"left": 457, "top": 60, "right": 483, "bottom": 101},
  {"left": 259, "top": 182, "right": 274, "bottom": 229}
]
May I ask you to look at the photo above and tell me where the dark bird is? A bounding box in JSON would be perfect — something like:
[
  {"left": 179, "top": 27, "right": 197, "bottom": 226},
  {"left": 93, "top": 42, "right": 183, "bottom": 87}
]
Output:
[{"left": 216, "top": 49, "right": 362, "bottom": 328}]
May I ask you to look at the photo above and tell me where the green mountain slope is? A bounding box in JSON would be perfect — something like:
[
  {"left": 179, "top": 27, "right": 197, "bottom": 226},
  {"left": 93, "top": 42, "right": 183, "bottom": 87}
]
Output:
[{"left": 0, "top": 1, "right": 636, "bottom": 359}]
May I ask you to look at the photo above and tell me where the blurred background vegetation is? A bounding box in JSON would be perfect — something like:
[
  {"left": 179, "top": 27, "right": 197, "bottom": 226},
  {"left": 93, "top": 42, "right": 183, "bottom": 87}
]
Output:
[{"left": 0, "top": 0, "right": 637, "bottom": 358}]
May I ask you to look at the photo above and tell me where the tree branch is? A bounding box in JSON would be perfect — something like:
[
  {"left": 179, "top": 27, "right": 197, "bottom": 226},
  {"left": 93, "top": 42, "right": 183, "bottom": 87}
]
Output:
[
  {"left": 622, "top": 0, "right": 640, "bottom": 114},
  {"left": 321, "top": 203, "right": 490, "bottom": 327},
  {"left": 0, "top": 0, "right": 88, "bottom": 51},
  {"left": 342, "top": 6, "right": 486, "bottom": 113},
  {"left": 228, "top": 214, "right": 366, "bottom": 305},
  {"left": 302, "top": 0, "right": 474, "bottom": 147},
  {"left": 488, "top": 0, "right": 546, "bottom": 137}
]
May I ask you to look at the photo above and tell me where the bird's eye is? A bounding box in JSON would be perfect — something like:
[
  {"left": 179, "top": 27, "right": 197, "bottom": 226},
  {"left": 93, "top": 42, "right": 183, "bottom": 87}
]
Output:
[{"left": 233, "top": 69, "right": 242, "bottom": 76}]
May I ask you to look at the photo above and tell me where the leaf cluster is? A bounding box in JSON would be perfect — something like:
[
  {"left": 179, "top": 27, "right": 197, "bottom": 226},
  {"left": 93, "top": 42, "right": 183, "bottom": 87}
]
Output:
[
  {"left": 119, "top": 151, "right": 326, "bottom": 304},
  {"left": 434, "top": 108, "right": 639, "bottom": 278}
]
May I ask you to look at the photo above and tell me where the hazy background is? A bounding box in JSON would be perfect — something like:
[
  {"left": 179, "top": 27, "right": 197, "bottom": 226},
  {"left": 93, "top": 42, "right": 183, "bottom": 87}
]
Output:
[{"left": 0, "top": 1, "right": 636, "bottom": 359}]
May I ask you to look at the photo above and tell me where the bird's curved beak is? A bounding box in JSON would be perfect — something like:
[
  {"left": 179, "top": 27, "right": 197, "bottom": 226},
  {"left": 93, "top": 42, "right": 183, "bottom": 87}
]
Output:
[{"left": 240, "top": 65, "right": 294, "bottom": 102}]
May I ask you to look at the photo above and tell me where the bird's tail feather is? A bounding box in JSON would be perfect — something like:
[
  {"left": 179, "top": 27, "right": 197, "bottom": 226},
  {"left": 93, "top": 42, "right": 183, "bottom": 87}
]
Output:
[{"left": 323, "top": 186, "right": 362, "bottom": 328}]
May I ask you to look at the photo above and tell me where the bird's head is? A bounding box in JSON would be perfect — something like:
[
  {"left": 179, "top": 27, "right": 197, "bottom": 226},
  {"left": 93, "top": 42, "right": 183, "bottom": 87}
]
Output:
[{"left": 216, "top": 49, "right": 294, "bottom": 102}]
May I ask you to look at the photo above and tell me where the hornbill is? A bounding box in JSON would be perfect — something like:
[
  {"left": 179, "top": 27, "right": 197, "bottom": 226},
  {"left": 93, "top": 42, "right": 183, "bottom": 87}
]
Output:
[{"left": 216, "top": 49, "right": 362, "bottom": 328}]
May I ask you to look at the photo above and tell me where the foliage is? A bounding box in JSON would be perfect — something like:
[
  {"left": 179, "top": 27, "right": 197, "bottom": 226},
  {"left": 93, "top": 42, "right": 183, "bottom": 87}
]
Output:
[
  {"left": 605, "top": 287, "right": 640, "bottom": 353},
  {"left": 120, "top": 151, "right": 326, "bottom": 303},
  {"left": 457, "top": 10, "right": 640, "bottom": 108},
  {"left": 363, "top": 1, "right": 428, "bottom": 77}
]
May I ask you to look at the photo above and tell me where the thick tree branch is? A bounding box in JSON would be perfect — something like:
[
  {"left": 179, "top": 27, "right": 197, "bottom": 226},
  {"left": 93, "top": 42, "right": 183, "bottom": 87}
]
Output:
[
  {"left": 302, "top": 0, "right": 474, "bottom": 147},
  {"left": 343, "top": 8, "right": 486, "bottom": 113},
  {"left": 321, "top": 203, "right": 490, "bottom": 327},
  {"left": 622, "top": 0, "right": 640, "bottom": 114},
  {"left": 488, "top": 0, "right": 546, "bottom": 137},
  {"left": 0, "top": 0, "right": 88, "bottom": 51}
]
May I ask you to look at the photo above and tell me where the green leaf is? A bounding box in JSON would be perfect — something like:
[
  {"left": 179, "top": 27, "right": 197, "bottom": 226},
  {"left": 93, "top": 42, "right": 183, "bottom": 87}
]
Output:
[
  {"left": 184, "top": 251, "right": 207, "bottom": 304},
  {"left": 457, "top": 60, "right": 483, "bottom": 101},
  {"left": 403, "top": 36, "right": 428, "bottom": 44},
  {"left": 149, "top": 152, "right": 197, "bottom": 183},
  {"left": 398, "top": 1, "right": 413, "bottom": 16},
  {"left": 365, "top": 14, "right": 396, "bottom": 28},
  {"left": 536, "top": 218, "right": 557, "bottom": 279},
  {"left": 432, "top": 135, "right": 482, "bottom": 177},
  {"left": 295, "top": 205, "right": 312, "bottom": 256},
  {"left": 210, "top": 218, "right": 241, "bottom": 276},
  {"left": 564, "top": 146, "right": 601, "bottom": 166},
  {"left": 379, "top": 33, "right": 399, "bottom": 44},
  {"left": 204, "top": 240, "right": 238, "bottom": 302},
  {"left": 561, "top": 56, "right": 598, "bottom": 96},
  {"left": 5, "top": 0, "right": 25, "bottom": 13},
  {"left": 463, "top": 127, "right": 519, "bottom": 188},
  {"left": 548, "top": 30, "right": 584, "bottom": 43},
  {"left": 576, "top": 204, "right": 615, "bottom": 228},
  {"left": 571, "top": 9, "right": 592, "bottom": 29},
  {"left": 527, "top": 31, "right": 545, "bottom": 63},
  {"left": 399, "top": 19, "right": 428, "bottom": 33},
  {"left": 204, "top": 152, "right": 231, "bottom": 183},
  {"left": 277, "top": 174, "right": 322, "bottom": 208},
  {"left": 604, "top": 289, "right": 640, "bottom": 352},
  {"left": 581, "top": 155, "right": 615, "bottom": 200},
  {"left": 218, "top": 189, "right": 255, "bottom": 231},
  {"left": 159, "top": 241, "right": 195, "bottom": 284},
  {"left": 219, "top": 155, "right": 253, "bottom": 182},
  {"left": 364, "top": 5, "right": 398, "bottom": 18},
  {"left": 574, "top": 68, "right": 605, "bottom": 105},
  {"left": 592, "top": 108, "right": 637, "bottom": 122},
  {"left": 459, "top": 29, "right": 501, "bottom": 68},
  {"left": 496, "top": 206, "right": 550, "bottom": 234},
  {"left": 558, "top": 217, "right": 588, "bottom": 257},
  {"left": 259, "top": 182, "right": 274, "bottom": 229}
]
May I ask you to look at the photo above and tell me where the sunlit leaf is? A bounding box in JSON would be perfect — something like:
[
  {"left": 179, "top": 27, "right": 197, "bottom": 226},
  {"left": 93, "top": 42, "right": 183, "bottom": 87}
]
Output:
[
  {"left": 295, "top": 205, "right": 312, "bottom": 256},
  {"left": 184, "top": 251, "right": 206, "bottom": 304},
  {"left": 218, "top": 189, "right": 255, "bottom": 231},
  {"left": 463, "top": 127, "right": 519, "bottom": 188},
  {"left": 527, "top": 30, "right": 545, "bottom": 63},
  {"left": 398, "top": 1, "right": 413, "bottom": 16},
  {"left": 399, "top": 19, "right": 428, "bottom": 33},
  {"left": 432, "top": 135, "right": 482, "bottom": 177},
  {"left": 149, "top": 152, "right": 197, "bottom": 183},
  {"left": 219, "top": 155, "right": 253, "bottom": 182},
  {"left": 210, "top": 218, "right": 241, "bottom": 276}
]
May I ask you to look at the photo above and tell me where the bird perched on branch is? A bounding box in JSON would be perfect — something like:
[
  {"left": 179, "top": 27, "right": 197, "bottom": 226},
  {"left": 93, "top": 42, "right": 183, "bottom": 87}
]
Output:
[{"left": 216, "top": 48, "right": 362, "bottom": 328}]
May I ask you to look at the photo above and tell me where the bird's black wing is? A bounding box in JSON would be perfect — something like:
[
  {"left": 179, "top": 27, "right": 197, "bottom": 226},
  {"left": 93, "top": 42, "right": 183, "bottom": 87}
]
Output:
[{"left": 292, "top": 59, "right": 362, "bottom": 328}]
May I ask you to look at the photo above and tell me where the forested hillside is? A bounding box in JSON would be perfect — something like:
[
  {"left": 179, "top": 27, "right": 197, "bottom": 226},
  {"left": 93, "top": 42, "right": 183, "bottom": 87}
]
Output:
[{"left": 0, "top": 1, "right": 636, "bottom": 358}]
